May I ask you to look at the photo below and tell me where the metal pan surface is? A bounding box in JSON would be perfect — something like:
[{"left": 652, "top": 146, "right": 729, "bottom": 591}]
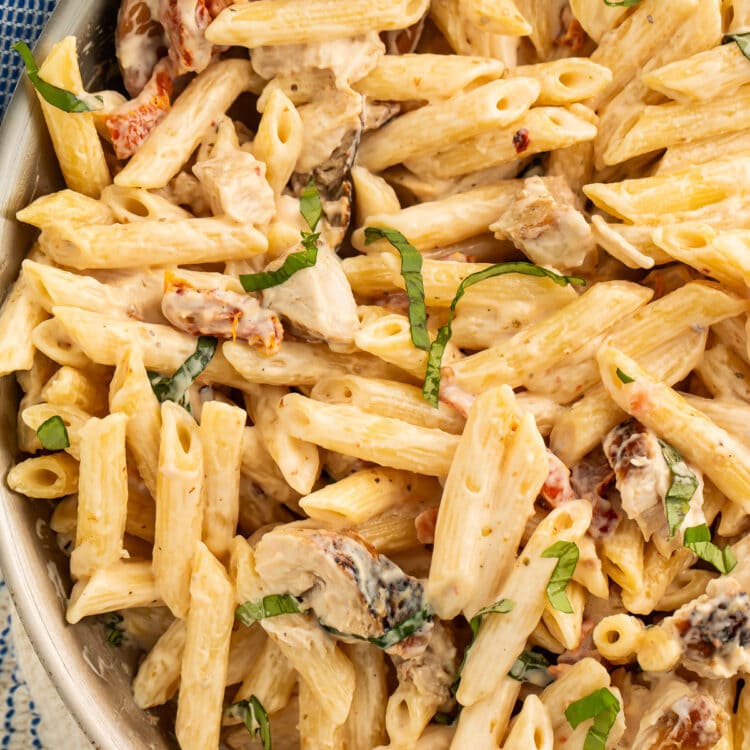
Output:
[{"left": 0, "top": 2, "right": 174, "bottom": 747}]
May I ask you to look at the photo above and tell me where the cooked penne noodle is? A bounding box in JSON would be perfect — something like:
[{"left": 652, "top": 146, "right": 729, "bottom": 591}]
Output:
[
  {"left": 206, "top": 0, "right": 429, "bottom": 47},
  {"left": 278, "top": 394, "right": 460, "bottom": 476},
  {"left": 70, "top": 413, "right": 128, "bottom": 579},
  {"left": 40, "top": 216, "right": 267, "bottom": 269},
  {"left": 153, "top": 402, "right": 204, "bottom": 619},
  {"left": 0, "top": 273, "right": 48, "bottom": 376},
  {"left": 16, "top": 189, "right": 113, "bottom": 229},
  {"left": 42, "top": 365, "right": 108, "bottom": 416},
  {"left": 34, "top": 37, "right": 110, "bottom": 197},
  {"left": 356, "top": 78, "right": 540, "bottom": 172},
  {"left": 354, "top": 54, "right": 505, "bottom": 102},
  {"left": 133, "top": 619, "right": 187, "bottom": 709},
  {"left": 175, "top": 543, "right": 234, "bottom": 750},
  {"left": 510, "top": 59, "right": 612, "bottom": 105},
  {"left": 7, "top": 453, "right": 79, "bottom": 499},
  {"left": 116, "top": 60, "right": 264, "bottom": 189},
  {"left": 199, "top": 402, "right": 246, "bottom": 561}
]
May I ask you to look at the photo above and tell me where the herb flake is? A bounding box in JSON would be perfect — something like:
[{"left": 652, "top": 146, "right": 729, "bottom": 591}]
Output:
[
  {"left": 364, "top": 227, "right": 430, "bottom": 352},
  {"left": 603, "top": 0, "right": 641, "bottom": 6},
  {"left": 658, "top": 440, "right": 698, "bottom": 539},
  {"left": 565, "top": 688, "right": 620, "bottom": 750},
  {"left": 235, "top": 594, "right": 302, "bottom": 626},
  {"left": 684, "top": 524, "right": 737, "bottom": 574},
  {"left": 240, "top": 244, "right": 318, "bottom": 292},
  {"left": 724, "top": 32, "right": 750, "bottom": 61},
  {"left": 13, "top": 42, "right": 102, "bottom": 113},
  {"left": 615, "top": 368, "right": 634, "bottom": 384},
  {"left": 508, "top": 650, "right": 554, "bottom": 686},
  {"left": 36, "top": 415, "right": 70, "bottom": 450},
  {"left": 421, "top": 262, "right": 585, "bottom": 407},
  {"left": 227, "top": 696, "right": 272, "bottom": 750},
  {"left": 542, "top": 541, "right": 579, "bottom": 614},
  {"left": 148, "top": 336, "right": 218, "bottom": 409}
]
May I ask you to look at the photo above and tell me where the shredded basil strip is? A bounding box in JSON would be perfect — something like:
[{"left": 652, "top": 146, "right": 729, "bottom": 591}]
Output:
[
  {"left": 542, "top": 541, "right": 579, "bottom": 614},
  {"left": 102, "top": 613, "right": 126, "bottom": 647},
  {"left": 235, "top": 594, "right": 303, "bottom": 626},
  {"left": 451, "top": 599, "right": 515, "bottom": 695},
  {"left": 239, "top": 181, "right": 320, "bottom": 291},
  {"left": 240, "top": 244, "right": 318, "bottom": 292},
  {"left": 616, "top": 368, "right": 634, "bottom": 384},
  {"left": 658, "top": 439, "right": 698, "bottom": 540},
  {"left": 469, "top": 598, "right": 515, "bottom": 638},
  {"left": 421, "top": 262, "right": 585, "bottom": 407},
  {"left": 13, "top": 42, "right": 102, "bottom": 113},
  {"left": 603, "top": 0, "right": 641, "bottom": 6},
  {"left": 36, "top": 415, "right": 70, "bottom": 450},
  {"left": 323, "top": 606, "right": 433, "bottom": 650},
  {"left": 148, "top": 336, "right": 218, "bottom": 407},
  {"left": 565, "top": 688, "right": 621, "bottom": 750},
  {"left": 508, "top": 650, "right": 554, "bottom": 686},
  {"left": 363, "top": 227, "right": 430, "bottom": 352},
  {"left": 684, "top": 524, "right": 737, "bottom": 574},
  {"left": 300, "top": 178, "right": 323, "bottom": 232},
  {"left": 724, "top": 32, "right": 750, "bottom": 61},
  {"left": 227, "top": 696, "right": 272, "bottom": 750}
]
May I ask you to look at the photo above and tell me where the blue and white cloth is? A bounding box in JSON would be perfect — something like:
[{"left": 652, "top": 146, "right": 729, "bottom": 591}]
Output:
[
  {"left": 1, "top": 4, "right": 95, "bottom": 748},
  {"left": 0, "top": 0, "right": 57, "bottom": 117}
]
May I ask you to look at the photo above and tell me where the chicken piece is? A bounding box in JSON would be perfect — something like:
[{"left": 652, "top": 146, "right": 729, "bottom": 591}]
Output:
[
  {"left": 161, "top": 273, "right": 282, "bottom": 352},
  {"left": 490, "top": 175, "right": 596, "bottom": 272},
  {"left": 631, "top": 677, "right": 730, "bottom": 750},
  {"left": 604, "top": 418, "right": 704, "bottom": 554},
  {"left": 251, "top": 33, "right": 384, "bottom": 89},
  {"left": 663, "top": 577, "right": 750, "bottom": 679},
  {"left": 192, "top": 150, "right": 276, "bottom": 228},
  {"left": 438, "top": 381, "right": 475, "bottom": 418},
  {"left": 541, "top": 449, "right": 576, "bottom": 508},
  {"left": 262, "top": 241, "right": 360, "bottom": 346},
  {"left": 104, "top": 58, "right": 172, "bottom": 160},
  {"left": 253, "top": 526, "right": 433, "bottom": 657},
  {"left": 570, "top": 447, "right": 621, "bottom": 539},
  {"left": 393, "top": 621, "right": 457, "bottom": 711}
]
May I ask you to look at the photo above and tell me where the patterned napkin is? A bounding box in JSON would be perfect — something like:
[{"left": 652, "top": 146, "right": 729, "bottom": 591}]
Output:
[{"left": 0, "top": 0, "right": 57, "bottom": 118}]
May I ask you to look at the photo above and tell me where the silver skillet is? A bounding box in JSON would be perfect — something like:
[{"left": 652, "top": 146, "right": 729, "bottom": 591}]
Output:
[{"left": 0, "top": 1, "right": 174, "bottom": 747}]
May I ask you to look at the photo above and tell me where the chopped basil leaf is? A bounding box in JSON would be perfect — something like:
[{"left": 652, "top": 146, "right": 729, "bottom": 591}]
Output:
[
  {"left": 508, "top": 650, "right": 554, "bottom": 686},
  {"left": 542, "top": 541, "right": 579, "bottom": 614},
  {"left": 13, "top": 42, "right": 103, "bottom": 113},
  {"left": 102, "top": 613, "right": 126, "bottom": 647},
  {"left": 616, "top": 368, "right": 634, "bottom": 384},
  {"left": 421, "top": 262, "right": 585, "bottom": 407},
  {"left": 323, "top": 606, "right": 433, "bottom": 650},
  {"left": 227, "top": 696, "right": 272, "bottom": 750},
  {"left": 235, "top": 594, "right": 303, "bottom": 626},
  {"left": 36, "top": 415, "right": 70, "bottom": 450},
  {"left": 724, "top": 33, "right": 750, "bottom": 61},
  {"left": 433, "top": 712, "right": 456, "bottom": 725},
  {"left": 363, "top": 227, "right": 430, "bottom": 352},
  {"left": 240, "top": 244, "right": 318, "bottom": 292},
  {"left": 451, "top": 599, "right": 515, "bottom": 695},
  {"left": 149, "top": 336, "right": 218, "bottom": 408},
  {"left": 300, "top": 178, "right": 322, "bottom": 232},
  {"left": 658, "top": 439, "right": 698, "bottom": 540},
  {"left": 603, "top": 0, "right": 640, "bottom": 5},
  {"left": 684, "top": 524, "right": 737, "bottom": 574},
  {"left": 240, "top": 181, "right": 320, "bottom": 292},
  {"left": 565, "top": 687, "right": 620, "bottom": 750},
  {"left": 469, "top": 598, "right": 514, "bottom": 638}
]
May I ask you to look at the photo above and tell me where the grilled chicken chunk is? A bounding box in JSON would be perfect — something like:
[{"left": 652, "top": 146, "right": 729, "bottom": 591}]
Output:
[
  {"left": 490, "top": 175, "right": 596, "bottom": 272},
  {"left": 603, "top": 418, "right": 704, "bottom": 554},
  {"left": 662, "top": 577, "right": 750, "bottom": 679},
  {"left": 262, "top": 241, "right": 359, "bottom": 345},
  {"left": 192, "top": 150, "right": 276, "bottom": 228},
  {"left": 631, "top": 677, "right": 730, "bottom": 750},
  {"left": 162, "top": 273, "right": 282, "bottom": 352},
  {"left": 253, "top": 526, "right": 432, "bottom": 657}
]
